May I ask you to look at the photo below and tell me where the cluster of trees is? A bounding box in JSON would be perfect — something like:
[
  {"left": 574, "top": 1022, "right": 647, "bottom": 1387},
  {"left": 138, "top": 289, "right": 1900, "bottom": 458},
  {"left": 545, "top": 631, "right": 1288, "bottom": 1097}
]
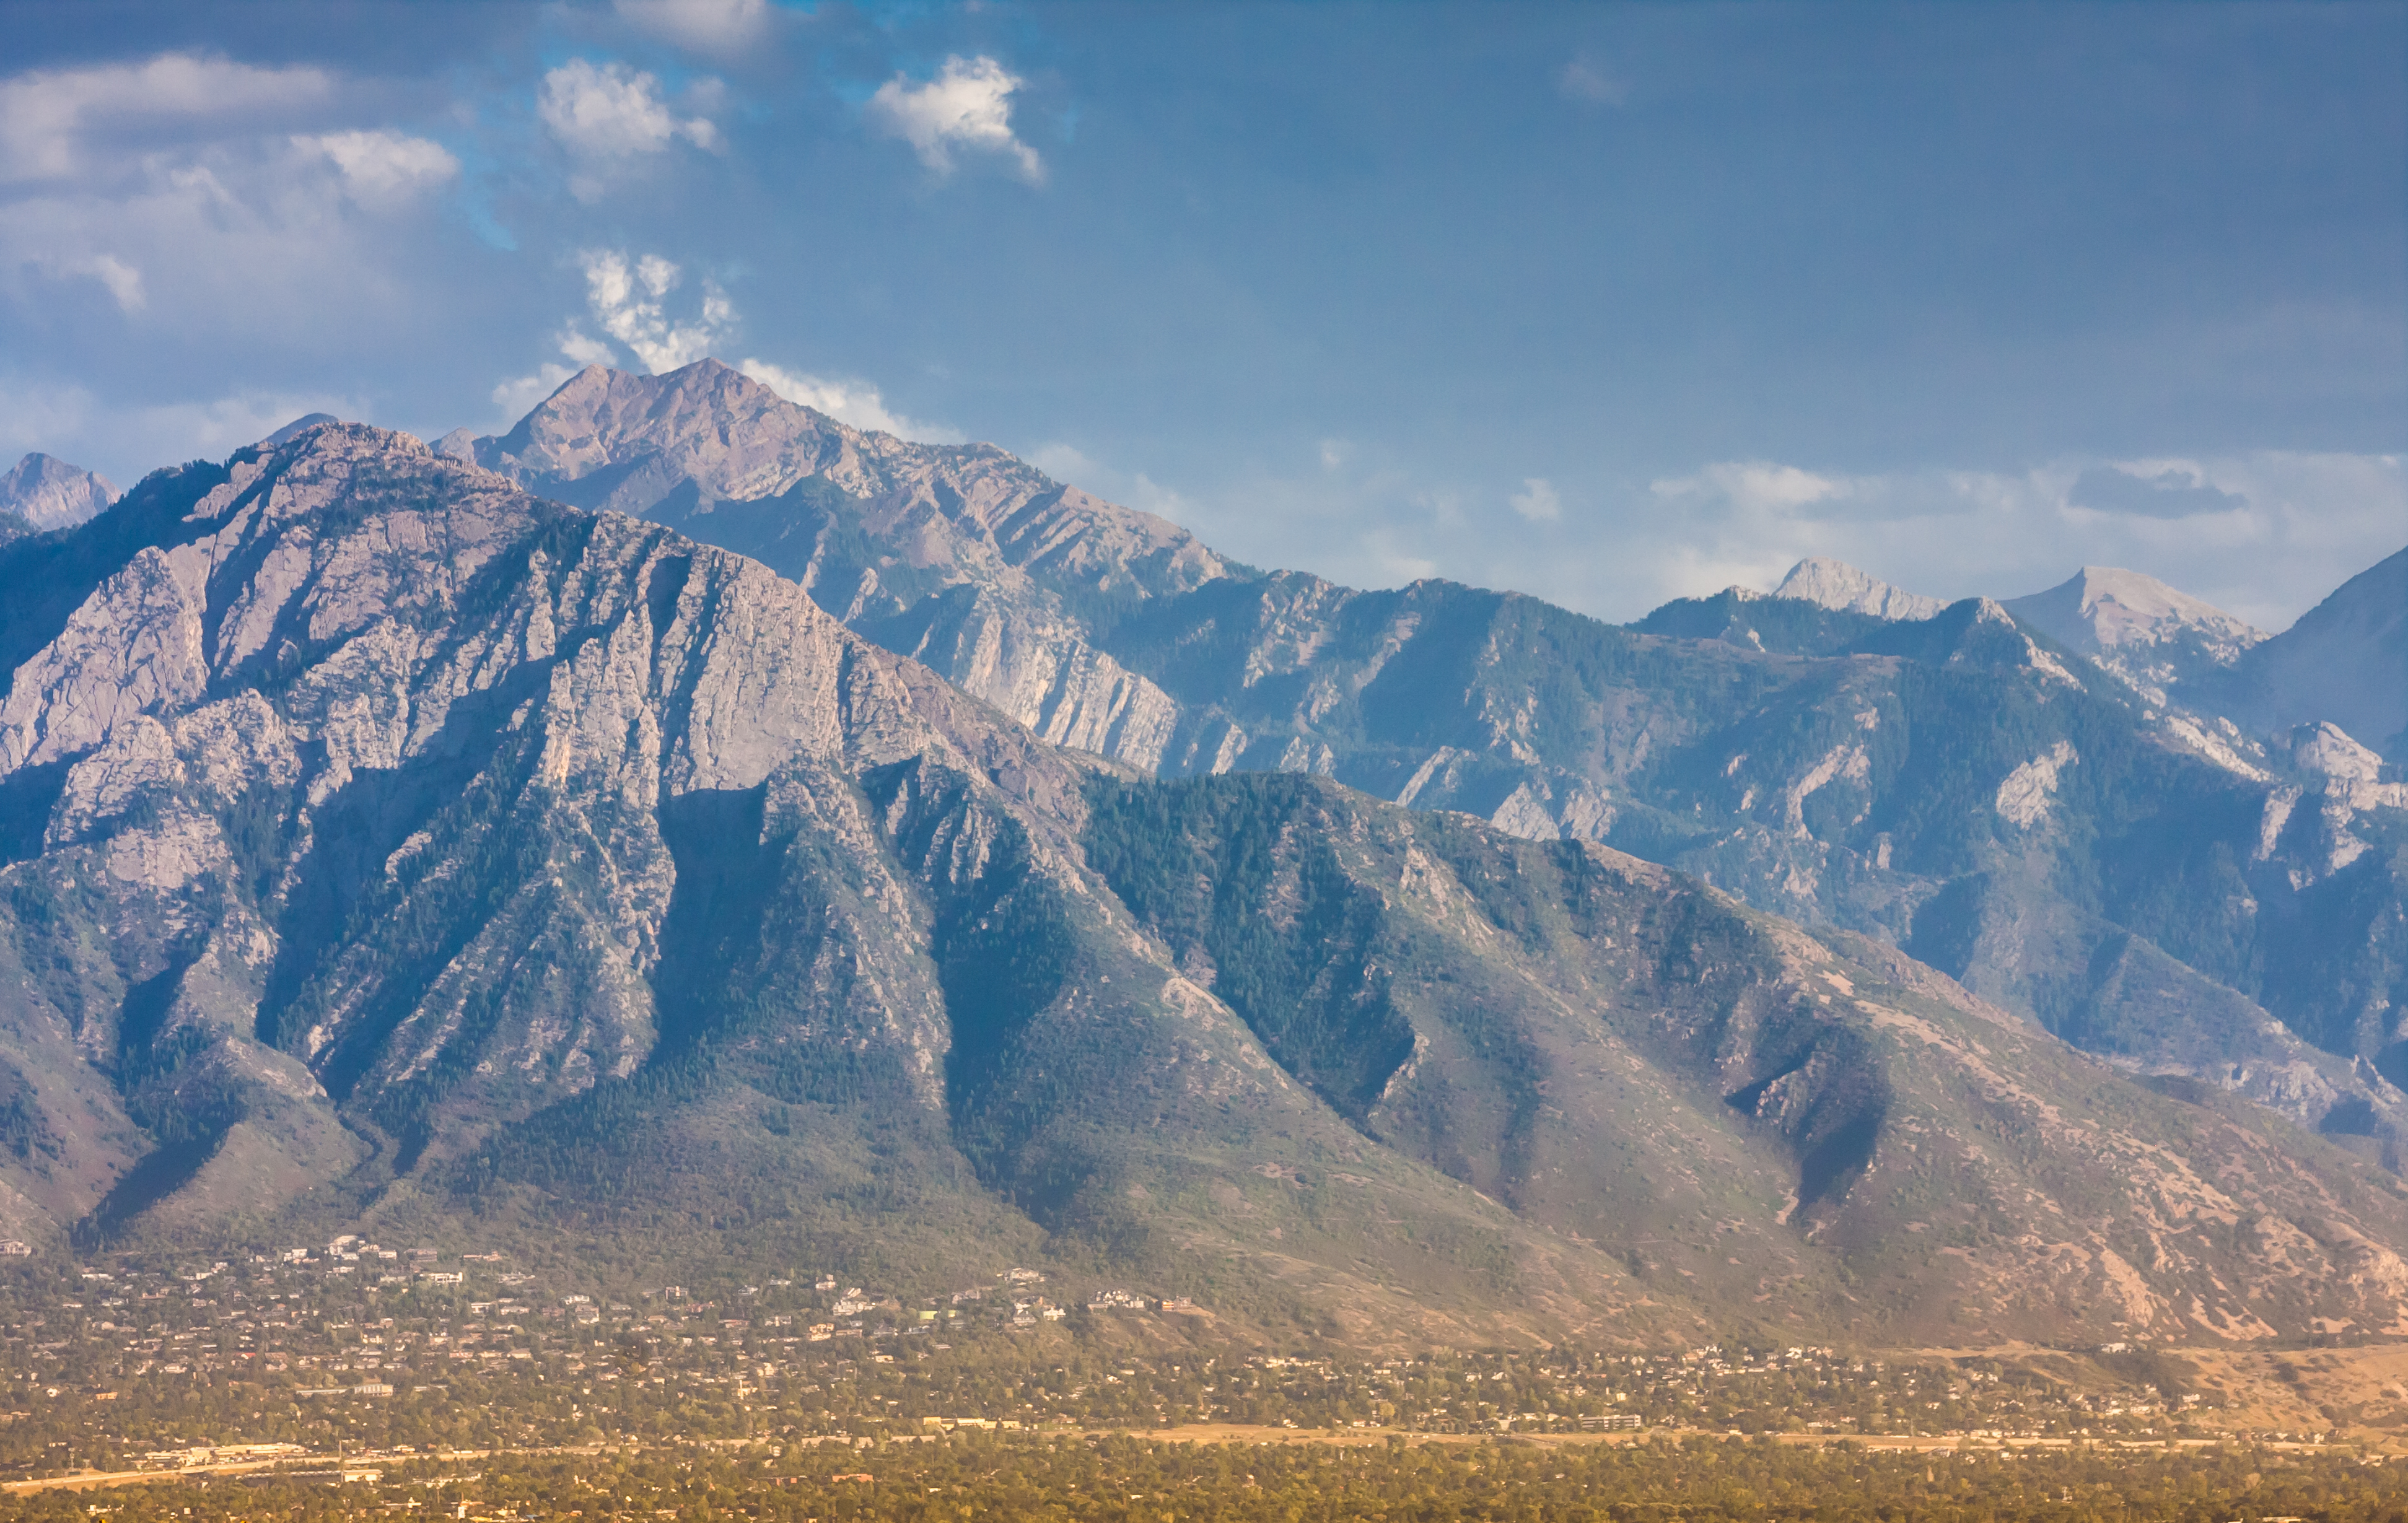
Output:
[{"left": 6, "top": 1433, "right": 2405, "bottom": 1523}]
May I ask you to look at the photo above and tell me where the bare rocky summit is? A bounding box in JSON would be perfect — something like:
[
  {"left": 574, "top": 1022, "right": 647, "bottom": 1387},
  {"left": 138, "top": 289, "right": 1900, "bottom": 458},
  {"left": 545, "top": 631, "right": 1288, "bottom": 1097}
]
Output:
[{"left": 1772, "top": 556, "right": 1945, "bottom": 622}]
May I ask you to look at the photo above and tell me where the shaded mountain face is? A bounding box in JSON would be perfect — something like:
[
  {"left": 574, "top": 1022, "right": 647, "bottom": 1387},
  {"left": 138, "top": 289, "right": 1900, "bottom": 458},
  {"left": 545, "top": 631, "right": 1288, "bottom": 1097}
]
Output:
[
  {"left": 2211, "top": 547, "right": 2407, "bottom": 764},
  {"left": 3, "top": 422, "right": 2406, "bottom": 1346},
  {"left": 462, "top": 365, "right": 2408, "bottom": 1153},
  {"left": 0, "top": 453, "right": 117, "bottom": 539}
]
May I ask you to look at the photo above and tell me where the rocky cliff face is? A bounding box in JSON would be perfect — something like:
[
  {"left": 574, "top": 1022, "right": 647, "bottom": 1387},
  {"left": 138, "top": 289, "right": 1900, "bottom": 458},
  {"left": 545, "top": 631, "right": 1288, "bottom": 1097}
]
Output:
[{"left": 4, "top": 422, "right": 2406, "bottom": 1345}]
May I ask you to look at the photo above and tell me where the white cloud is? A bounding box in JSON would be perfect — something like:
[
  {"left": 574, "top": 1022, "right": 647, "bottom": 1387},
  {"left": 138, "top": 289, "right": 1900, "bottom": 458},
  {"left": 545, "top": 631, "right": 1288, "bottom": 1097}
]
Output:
[
  {"left": 0, "top": 54, "right": 335, "bottom": 185},
  {"left": 616, "top": 0, "right": 773, "bottom": 56},
  {"left": 35, "top": 251, "right": 146, "bottom": 312},
  {"left": 737, "top": 360, "right": 961, "bottom": 443},
  {"left": 1509, "top": 477, "right": 1561, "bottom": 521},
  {"left": 865, "top": 56, "right": 1044, "bottom": 184},
  {"left": 538, "top": 59, "right": 720, "bottom": 199},
  {"left": 491, "top": 362, "right": 578, "bottom": 423},
  {"left": 578, "top": 248, "right": 733, "bottom": 372},
  {"left": 0, "top": 52, "right": 470, "bottom": 362},
  {"left": 1652, "top": 460, "right": 1843, "bottom": 514},
  {"left": 489, "top": 251, "right": 961, "bottom": 443},
  {"left": 558, "top": 327, "right": 616, "bottom": 367},
  {"left": 296, "top": 130, "right": 458, "bottom": 209}
]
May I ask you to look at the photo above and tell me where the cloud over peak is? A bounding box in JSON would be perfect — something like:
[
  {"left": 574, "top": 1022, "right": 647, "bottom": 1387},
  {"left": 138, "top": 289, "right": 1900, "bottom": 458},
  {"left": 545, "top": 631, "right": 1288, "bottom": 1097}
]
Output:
[
  {"left": 865, "top": 55, "right": 1044, "bottom": 184},
  {"left": 579, "top": 248, "right": 731, "bottom": 372}
]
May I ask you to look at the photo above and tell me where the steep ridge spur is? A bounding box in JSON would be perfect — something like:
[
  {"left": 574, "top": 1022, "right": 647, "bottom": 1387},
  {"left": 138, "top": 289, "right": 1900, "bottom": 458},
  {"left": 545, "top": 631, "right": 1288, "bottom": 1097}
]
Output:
[
  {"left": 0, "top": 423, "right": 2405, "bottom": 1346},
  {"left": 468, "top": 363, "right": 2408, "bottom": 1155}
]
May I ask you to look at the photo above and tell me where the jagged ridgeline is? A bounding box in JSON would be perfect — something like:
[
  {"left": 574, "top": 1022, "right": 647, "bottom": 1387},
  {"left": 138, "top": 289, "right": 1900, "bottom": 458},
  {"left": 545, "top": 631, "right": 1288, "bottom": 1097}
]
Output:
[{"left": 0, "top": 423, "right": 2406, "bottom": 1350}]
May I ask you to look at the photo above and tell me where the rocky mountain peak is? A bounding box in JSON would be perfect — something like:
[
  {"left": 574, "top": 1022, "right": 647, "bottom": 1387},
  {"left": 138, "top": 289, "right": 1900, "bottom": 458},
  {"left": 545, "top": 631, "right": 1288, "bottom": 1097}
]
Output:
[
  {"left": 2003, "top": 565, "right": 2266, "bottom": 658},
  {"left": 1, "top": 451, "right": 118, "bottom": 533},
  {"left": 1769, "top": 556, "right": 1944, "bottom": 621},
  {"left": 457, "top": 359, "right": 1238, "bottom": 774}
]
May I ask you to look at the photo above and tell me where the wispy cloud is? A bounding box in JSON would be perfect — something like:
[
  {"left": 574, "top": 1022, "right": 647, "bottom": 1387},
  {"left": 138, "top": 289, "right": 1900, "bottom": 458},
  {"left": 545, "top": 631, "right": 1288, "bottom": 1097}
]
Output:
[
  {"left": 296, "top": 129, "right": 459, "bottom": 210},
  {"left": 578, "top": 249, "right": 732, "bottom": 371},
  {"left": 1509, "top": 478, "right": 1562, "bottom": 521},
  {"left": 1557, "top": 55, "right": 1627, "bottom": 107},
  {"left": 488, "top": 250, "right": 960, "bottom": 442},
  {"left": 865, "top": 56, "right": 1044, "bottom": 184},
  {"left": 538, "top": 59, "right": 720, "bottom": 200},
  {"left": 738, "top": 359, "right": 960, "bottom": 443},
  {"left": 0, "top": 52, "right": 465, "bottom": 346}
]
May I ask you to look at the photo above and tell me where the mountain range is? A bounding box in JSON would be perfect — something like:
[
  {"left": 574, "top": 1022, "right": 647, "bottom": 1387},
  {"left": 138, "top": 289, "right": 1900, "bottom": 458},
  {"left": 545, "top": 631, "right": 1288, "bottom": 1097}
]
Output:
[{"left": 0, "top": 362, "right": 2402, "bottom": 1350}]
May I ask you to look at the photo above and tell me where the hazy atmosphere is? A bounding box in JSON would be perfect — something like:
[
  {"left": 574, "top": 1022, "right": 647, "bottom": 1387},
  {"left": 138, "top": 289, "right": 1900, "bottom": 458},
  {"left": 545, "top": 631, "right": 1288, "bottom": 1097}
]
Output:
[{"left": 2, "top": 0, "right": 2399, "bottom": 627}]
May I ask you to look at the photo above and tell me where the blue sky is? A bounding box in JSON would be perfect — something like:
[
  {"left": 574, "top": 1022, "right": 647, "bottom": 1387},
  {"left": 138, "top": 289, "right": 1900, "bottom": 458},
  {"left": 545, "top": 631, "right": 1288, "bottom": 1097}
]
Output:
[{"left": 1, "top": 0, "right": 2399, "bottom": 628}]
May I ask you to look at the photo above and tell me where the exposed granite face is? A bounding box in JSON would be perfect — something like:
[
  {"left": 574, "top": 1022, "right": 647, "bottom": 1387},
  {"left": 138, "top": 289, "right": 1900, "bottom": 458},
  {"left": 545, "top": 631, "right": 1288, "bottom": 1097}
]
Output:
[
  {"left": 0, "top": 425, "right": 1109, "bottom": 1234},
  {"left": 1774, "top": 556, "right": 1945, "bottom": 622}
]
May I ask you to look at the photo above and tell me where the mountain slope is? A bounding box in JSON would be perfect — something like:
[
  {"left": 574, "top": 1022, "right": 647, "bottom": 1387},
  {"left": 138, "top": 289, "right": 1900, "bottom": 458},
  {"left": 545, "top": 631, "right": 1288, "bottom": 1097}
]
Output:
[
  {"left": 1081, "top": 772, "right": 2408, "bottom": 1344},
  {"left": 2213, "top": 546, "right": 2408, "bottom": 762},
  {"left": 3, "top": 423, "right": 2407, "bottom": 1344}
]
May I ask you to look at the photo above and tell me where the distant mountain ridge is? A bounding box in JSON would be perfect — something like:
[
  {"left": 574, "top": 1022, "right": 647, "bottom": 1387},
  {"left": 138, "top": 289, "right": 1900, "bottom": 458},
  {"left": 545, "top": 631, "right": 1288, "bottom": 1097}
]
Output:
[
  {"left": 0, "top": 452, "right": 116, "bottom": 539},
  {"left": 1, "top": 420, "right": 2406, "bottom": 1346}
]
